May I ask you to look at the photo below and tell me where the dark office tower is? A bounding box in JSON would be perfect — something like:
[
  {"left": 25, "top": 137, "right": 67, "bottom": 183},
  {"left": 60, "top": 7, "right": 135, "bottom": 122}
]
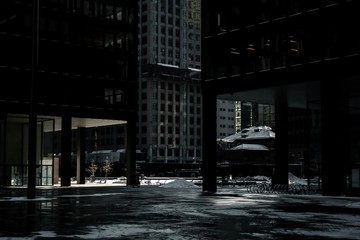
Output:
[
  {"left": 0, "top": 1, "right": 138, "bottom": 191},
  {"left": 257, "top": 104, "right": 275, "bottom": 130},
  {"left": 240, "top": 102, "right": 258, "bottom": 129},
  {"left": 137, "top": 0, "right": 202, "bottom": 175},
  {"left": 202, "top": 1, "right": 360, "bottom": 196}
]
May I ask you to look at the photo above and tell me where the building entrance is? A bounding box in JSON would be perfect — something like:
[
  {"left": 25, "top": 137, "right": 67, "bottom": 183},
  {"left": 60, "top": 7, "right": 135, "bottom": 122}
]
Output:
[{"left": 0, "top": 114, "right": 55, "bottom": 186}]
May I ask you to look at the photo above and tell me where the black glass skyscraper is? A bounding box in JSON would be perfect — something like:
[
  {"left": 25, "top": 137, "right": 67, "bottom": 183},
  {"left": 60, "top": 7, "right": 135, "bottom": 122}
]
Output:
[
  {"left": 202, "top": 0, "right": 360, "bottom": 196},
  {"left": 0, "top": 0, "right": 138, "bottom": 194}
]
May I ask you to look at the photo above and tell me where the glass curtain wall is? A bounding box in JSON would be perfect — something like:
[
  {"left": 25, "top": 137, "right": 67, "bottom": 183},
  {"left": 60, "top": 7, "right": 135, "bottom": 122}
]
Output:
[
  {"left": 203, "top": 0, "right": 360, "bottom": 194},
  {"left": 0, "top": 116, "right": 54, "bottom": 186}
]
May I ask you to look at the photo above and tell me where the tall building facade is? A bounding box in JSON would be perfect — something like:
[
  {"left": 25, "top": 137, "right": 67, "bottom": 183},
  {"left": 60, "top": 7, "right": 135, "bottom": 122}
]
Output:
[
  {"left": 216, "top": 99, "right": 235, "bottom": 139},
  {"left": 139, "top": 0, "right": 201, "bottom": 69},
  {"left": 137, "top": 0, "right": 202, "bottom": 173},
  {"left": 0, "top": 0, "right": 138, "bottom": 190},
  {"left": 240, "top": 102, "right": 259, "bottom": 129},
  {"left": 258, "top": 104, "right": 275, "bottom": 130},
  {"left": 202, "top": 0, "right": 360, "bottom": 196}
]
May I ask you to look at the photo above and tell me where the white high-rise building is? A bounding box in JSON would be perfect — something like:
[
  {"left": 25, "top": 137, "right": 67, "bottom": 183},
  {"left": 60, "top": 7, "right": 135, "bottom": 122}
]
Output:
[{"left": 216, "top": 99, "right": 236, "bottom": 139}]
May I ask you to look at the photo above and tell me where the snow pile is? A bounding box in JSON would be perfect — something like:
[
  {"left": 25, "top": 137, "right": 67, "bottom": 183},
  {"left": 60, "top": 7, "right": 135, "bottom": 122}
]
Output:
[
  {"left": 252, "top": 175, "right": 271, "bottom": 182},
  {"left": 288, "top": 172, "right": 307, "bottom": 185},
  {"left": 159, "top": 178, "right": 200, "bottom": 188}
]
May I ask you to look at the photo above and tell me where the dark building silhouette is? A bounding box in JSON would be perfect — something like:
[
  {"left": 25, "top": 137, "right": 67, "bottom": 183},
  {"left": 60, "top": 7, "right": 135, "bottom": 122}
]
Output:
[
  {"left": 0, "top": 0, "right": 138, "bottom": 196},
  {"left": 240, "top": 102, "right": 258, "bottom": 129},
  {"left": 202, "top": 1, "right": 360, "bottom": 196}
]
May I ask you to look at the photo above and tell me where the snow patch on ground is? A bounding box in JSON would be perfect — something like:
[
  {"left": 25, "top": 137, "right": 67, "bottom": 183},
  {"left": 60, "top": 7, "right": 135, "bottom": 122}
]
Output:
[{"left": 159, "top": 178, "right": 200, "bottom": 188}]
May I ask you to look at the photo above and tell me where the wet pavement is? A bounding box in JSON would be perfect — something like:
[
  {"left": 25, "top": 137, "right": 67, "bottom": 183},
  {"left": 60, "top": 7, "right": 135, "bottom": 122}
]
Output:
[{"left": 1, "top": 184, "right": 360, "bottom": 239}]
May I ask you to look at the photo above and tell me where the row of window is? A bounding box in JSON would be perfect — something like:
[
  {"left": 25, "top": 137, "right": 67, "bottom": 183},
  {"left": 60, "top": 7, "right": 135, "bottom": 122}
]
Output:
[
  {"left": 218, "top": 132, "right": 233, "bottom": 137},
  {"left": 141, "top": 80, "right": 178, "bottom": 90},
  {"left": 151, "top": 136, "right": 201, "bottom": 146},
  {"left": 141, "top": 80, "right": 201, "bottom": 93},
  {"left": 219, "top": 124, "right": 235, "bottom": 129},
  {"left": 140, "top": 114, "right": 201, "bottom": 125},
  {"left": 141, "top": 92, "right": 201, "bottom": 104},
  {"left": 147, "top": 138, "right": 202, "bottom": 148},
  {"left": 141, "top": 45, "right": 201, "bottom": 65},
  {"left": 218, "top": 108, "right": 234, "bottom": 112},
  {"left": 46, "top": 0, "right": 135, "bottom": 21},
  {"left": 219, "top": 116, "right": 235, "bottom": 120},
  {"left": 150, "top": 148, "right": 201, "bottom": 159},
  {"left": 204, "top": 0, "right": 348, "bottom": 36},
  {"left": 1, "top": 2, "right": 137, "bottom": 108},
  {"left": 141, "top": 1, "right": 200, "bottom": 22},
  {"left": 204, "top": 6, "right": 360, "bottom": 79},
  {"left": 144, "top": 38, "right": 200, "bottom": 52},
  {"left": 141, "top": 105, "right": 201, "bottom": 116},
  {"left": 141, "top": 13, "right": 181, "bottom": 26}
]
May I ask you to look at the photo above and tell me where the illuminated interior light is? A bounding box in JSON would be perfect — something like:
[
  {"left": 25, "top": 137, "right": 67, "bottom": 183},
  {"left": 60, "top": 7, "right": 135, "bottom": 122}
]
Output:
[{"left": 246, "top": 44, "right": 255, "bottom": 51}]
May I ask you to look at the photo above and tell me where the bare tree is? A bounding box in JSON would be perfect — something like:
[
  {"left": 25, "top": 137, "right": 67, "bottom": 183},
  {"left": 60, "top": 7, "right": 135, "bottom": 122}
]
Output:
[
  {"left": 101, "top": 160, "right": 113, "bottom": 183},
  {"left": 86, "top": 161, "right": 98, "bottom": 182}
]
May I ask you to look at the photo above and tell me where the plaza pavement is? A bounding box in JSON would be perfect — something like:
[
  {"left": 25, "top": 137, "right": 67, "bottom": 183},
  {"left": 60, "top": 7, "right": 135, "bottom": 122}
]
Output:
[{"left": 0, "top": 181, "right": 360, "bottom": 239}]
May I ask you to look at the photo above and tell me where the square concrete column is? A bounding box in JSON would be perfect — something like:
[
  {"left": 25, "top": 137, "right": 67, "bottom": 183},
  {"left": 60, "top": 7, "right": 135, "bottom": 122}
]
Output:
[
  {"left": 321, "top": 79, "right": 349, "bottom": 196},
  {"left": 76, "top": 127, "right": 86, "bottom": 184},
  {"left": 61, "top": 115, "right": 72, "bottom": 187},
  {"left": 273, "top": 102, "right": 289, "bottom": 186},
  {"left": 201, "top": 85, "right": 217, "bottom": 193},
  {"left": 126, "top": 114, "right": 137, "bottom": 186}
]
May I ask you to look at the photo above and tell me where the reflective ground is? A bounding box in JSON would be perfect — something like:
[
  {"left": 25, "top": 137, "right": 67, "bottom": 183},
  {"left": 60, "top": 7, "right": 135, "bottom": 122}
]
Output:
[{"left": 1, "top": 185, "right": 360, "bottom": 239}]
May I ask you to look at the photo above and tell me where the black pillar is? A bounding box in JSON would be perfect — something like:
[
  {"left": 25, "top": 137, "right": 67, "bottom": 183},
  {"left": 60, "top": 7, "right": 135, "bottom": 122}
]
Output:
[
  {"left": 27, "top": 0, "right": 39, "bottom": 199},
  {"left": 61, "top": 115, "right": 72, "bottom": 187},
  {"left": 273, "top": 102, "right": 289, "bottom": 186},
  {"left": 0, "top": 114, "right": 5, "bottom": 186},
  {"left": 126, "top": 113, "right": 136, "bottom": 186},
  {"left": 76, "top": 127, "right": 86, "bottom": 184},
  {"left": 321, "top": 79, "right": 348, "bottom": 196},
  {"left": 202, "top": 84, "right": 217, "bottom": 193}
]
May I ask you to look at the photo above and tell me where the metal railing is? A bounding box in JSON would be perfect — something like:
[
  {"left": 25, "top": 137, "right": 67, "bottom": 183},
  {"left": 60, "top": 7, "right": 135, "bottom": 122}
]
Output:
[{"left": 246, "top": 182, "right": 320, "bottom": 194}]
